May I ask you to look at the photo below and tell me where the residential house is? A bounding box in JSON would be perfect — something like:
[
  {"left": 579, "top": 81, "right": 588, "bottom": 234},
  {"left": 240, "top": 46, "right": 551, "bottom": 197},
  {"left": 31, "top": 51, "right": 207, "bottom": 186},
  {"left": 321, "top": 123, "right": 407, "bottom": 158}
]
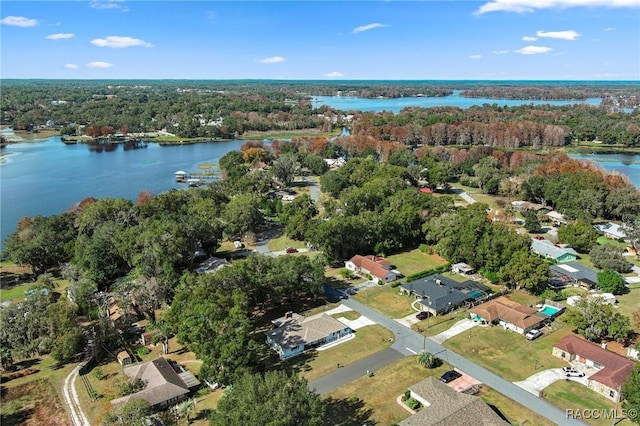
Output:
[
  {"left": 399, "top": 274, "right": 490, "bottom": 316},
  {"left": 511, "top": 201, "right": 550, "bottom": 213},
  {"left": 324, "top": 157, "right": 346, "bottom": 169},
  {"left": 550, "top": 262, "right": 599, "bottom": 289},
  {"left": 546, "top": 210, "right": 568, "bottom": 226},
  {"left": 111, "top": 357, "right": 200, "bottom": 409},
  {"left": 553, "top": 335, "right": 635, "bottom": 402},
  {"left": 469, "top": 296, "right": 547, "bottom": 334},
  {"left": 266, "top": 312, "right": 352, "bottom": 360},
  {"left": 451, "top": 262, "right": 474, "bottom": 276},
  {"left": 531, "top": 238, "right": 578, "bottom": 263},
  {"left": 594, "top": 223, "right": 627, "bottom": 240},
  {"left": 345, "top": 254, "right": 398, "bottom": 283},
  {"left": 400, "top": 377, "right": 509, "bottom": 426}
]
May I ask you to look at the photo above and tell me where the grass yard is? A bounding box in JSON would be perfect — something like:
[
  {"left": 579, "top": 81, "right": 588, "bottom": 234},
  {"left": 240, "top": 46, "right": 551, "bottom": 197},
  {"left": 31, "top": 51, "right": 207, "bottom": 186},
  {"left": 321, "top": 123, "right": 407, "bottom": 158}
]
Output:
[
  {"left": 543, "top": 381, "right": 634, "bottom": 426},
  {"left": 267, "top": 235, "right": 307, "bottom": 252},
  {"left": 385, "top": 249, "right": 448, "bottom": 276},
  {"left": 504, "top": 290, "right": 543, "bottom": 307},
  {"left": 445, "top": 321, "right": 572, "bottom": 382},
  {"left": 414, "top": 309, "right": 469, "bottom": 337},
  {"left": 353, "top": 285, "right": 414, "bottom": 319},
  {"left": 0, "top": 282, "right": 39, "bottom": 302},
  {"left": 296, "top": 325, "right": 393, "bottom": 382},
  {"left": 449, "top": 184, "right": 505, "bottom": 209},
  {"left": 596, "top": 236, "right": 628, "bottom": 249},
  {"left": 0, "top": 379, "right": 69, "bottom": 426},
  {"left": 478, "top": 386, "right": 555, "bottom": 426},
  {"left": 615, "top": 287, "right": 640, "bottom": 325}
]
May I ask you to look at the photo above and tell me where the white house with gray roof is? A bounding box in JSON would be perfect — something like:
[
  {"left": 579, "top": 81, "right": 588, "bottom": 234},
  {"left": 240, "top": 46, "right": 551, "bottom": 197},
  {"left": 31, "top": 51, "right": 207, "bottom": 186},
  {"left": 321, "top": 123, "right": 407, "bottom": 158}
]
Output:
[{"left": 266, "top": 312, "right": 352, "bottom": 359}]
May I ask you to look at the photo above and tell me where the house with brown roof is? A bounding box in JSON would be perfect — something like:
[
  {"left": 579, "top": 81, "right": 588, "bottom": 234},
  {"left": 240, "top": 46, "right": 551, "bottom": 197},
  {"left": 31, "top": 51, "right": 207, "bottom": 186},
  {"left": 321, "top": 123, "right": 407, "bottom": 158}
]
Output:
[
  {"left": 553, "top": 335, "right": 635, "bottom": 402},
  {"left": 345, "top": 254, "right": 398, "bottom": 283},
  {"left": 110, "top": 357, "right": 200, "bottom": 409},
  {"left": 400, "top": 377, "right": 509, "bottom": 426},
  {"left": 266, "top": 312, "right": 353, "bottom": 359},
  {"left": 468, "top": 296, "right": 547, "bottom": 334}
]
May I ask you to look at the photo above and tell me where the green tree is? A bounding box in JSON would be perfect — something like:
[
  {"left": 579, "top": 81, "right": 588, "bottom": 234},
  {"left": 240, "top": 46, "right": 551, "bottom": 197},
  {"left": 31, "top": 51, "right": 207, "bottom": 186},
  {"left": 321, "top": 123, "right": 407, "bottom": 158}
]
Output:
[
  {"left": 524, "top": 209, "right": 542, "bottom": 233},
  {"left": 388, "top": 148, "right": 415, "bottom": 167},
  {"left": 222, "top": 194, "right": 263, "bottom": 238},
  {"left": 589, "top": 244, "right": 633, "bottom": 273},
  {"left": 499, "top": 249, "right": 550, "bottom": 295},
  {"left": 417, "top": 351, "right": 439, "bottom": 369},
  {"left": 50, "top": 328, "right": 86, "bottom": 364},
  {"left": 566, "top": 299, "right": 632, "bottom": 343},
  {"left": 209, "top": 371, "right": 325, "bottom": 426},
  {"left": 596, "top": 270, "right": 627, "bottom": 295},
  {"left": 557, "top": 220, "right": 599, "bottom": 253},
  {"left": 102, "top": 399, "right": 151, "bottom": 426},
  {"left": 271, "top": 153, "right": 300, "bottom": 186},
  {"left": 303, "top": 154, "right": 329, "bottom": 176},
  {"left": 2, "top": 213, "right": 76, "bottom": 275},
  {"left": 622, "top": 364, "right": 640, "bottom": 424}
]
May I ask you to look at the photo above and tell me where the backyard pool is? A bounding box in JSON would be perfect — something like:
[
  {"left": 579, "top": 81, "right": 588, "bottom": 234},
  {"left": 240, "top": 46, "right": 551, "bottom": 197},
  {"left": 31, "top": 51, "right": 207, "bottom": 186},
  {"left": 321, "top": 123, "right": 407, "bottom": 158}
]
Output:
[{"left": 539, "top": 305, "right": 562, "bottom": 317}]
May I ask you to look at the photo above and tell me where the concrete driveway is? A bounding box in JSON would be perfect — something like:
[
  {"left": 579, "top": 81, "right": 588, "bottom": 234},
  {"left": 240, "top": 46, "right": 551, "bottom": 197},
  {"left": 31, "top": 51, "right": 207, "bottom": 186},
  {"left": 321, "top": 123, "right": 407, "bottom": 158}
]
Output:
[
  {"left": 431, "top": 319, "right": 478, "bottom": 344},
  {"left": 514, "top": 368, "right": 588, "bottom": 396}
]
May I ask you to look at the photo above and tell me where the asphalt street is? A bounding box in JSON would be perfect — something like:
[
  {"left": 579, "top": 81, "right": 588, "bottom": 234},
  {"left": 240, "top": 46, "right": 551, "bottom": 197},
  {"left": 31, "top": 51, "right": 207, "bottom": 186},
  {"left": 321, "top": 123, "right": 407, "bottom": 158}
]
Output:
[{"left": 309, "top": 293, "right": 586, "bottom": 426}]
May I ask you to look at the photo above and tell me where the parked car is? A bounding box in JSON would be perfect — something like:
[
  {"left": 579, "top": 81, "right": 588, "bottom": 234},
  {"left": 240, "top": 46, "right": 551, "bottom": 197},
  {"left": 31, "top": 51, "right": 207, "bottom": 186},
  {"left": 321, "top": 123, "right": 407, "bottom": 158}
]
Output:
[
  {"left": 562, "top": 367, "right": 585, "bottom": 377},
  {"left": 285, "top": 247, "right": 298, "bottom": 253},
  {"left": 525, "top": 329, "right": 542, "bottom": 340},
  {"left": 416, "top": 311, "right": 431, "bottom": 320},
  {"left": 439, "top": 370, "right": 462, "bottom": 383}
]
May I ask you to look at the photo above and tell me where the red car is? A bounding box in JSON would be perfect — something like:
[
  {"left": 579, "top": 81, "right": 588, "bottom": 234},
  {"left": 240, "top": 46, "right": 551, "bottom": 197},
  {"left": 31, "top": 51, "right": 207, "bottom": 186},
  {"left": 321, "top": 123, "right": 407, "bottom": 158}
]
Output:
[
  {"left": 285, "top": 247, "right": 298, "bottom": 254},
  {"left": 416, "top": 311, "right": 431, "bottom": 320}
]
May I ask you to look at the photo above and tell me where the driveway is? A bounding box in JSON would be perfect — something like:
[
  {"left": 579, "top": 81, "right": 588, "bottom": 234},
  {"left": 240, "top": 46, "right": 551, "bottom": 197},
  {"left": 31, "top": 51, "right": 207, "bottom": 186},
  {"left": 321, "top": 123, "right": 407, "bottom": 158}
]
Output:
[
  {"left": 305, "top": 176, "right": 320, "bottom": 203},
  {"left": 514, "top": 368, "right": 588, "bottom": 396},
  {"left": 450, "top": 188, "right": 477, "bottom": 204},
  {"left": 430, "top": 319, "right": 478, "bottom": 344}
]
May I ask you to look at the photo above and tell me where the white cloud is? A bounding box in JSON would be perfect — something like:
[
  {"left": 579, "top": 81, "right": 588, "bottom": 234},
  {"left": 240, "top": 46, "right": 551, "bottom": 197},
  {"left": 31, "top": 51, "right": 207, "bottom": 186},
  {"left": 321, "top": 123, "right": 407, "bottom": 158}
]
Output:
[
  {"left": 536, "top": 30, "right": 581, "bottom": 40},
  {"left": 89, "top": 0, "right": 129, "bottom": 11},
  {"left": 87, "top": 61, "right": 114, "bottom": 68},
  {"left": 64, "top": 64, "right": 79, "bottom": 69},
  {"left": 515, "top": 45, "right": 553, "bottom": 55},
  {"left": 492, "top": 49, "right": 510, "bottom": 54},
  {"left": 324, "top": 71, "right": 344, "bottom": 78},
  {"left": 469, "top": 54, "right": 482, "bottom": 60},
  {"left": 522, "top": 36, "right": 538, "bottom": 41},
  {"left": 604, "top": 27, "right": 616, "bottom": 31},
  {"left": 1, "top": 16, "right": 38, "bottom": 27},
  {"left": 352, "top": 23, "right": 387, "bottom": 34},
  {"left": 91, "top": 35, "right": 152, "bottom": 48},
  {"left": 476, "top": 0, "right": 639, "bottom": 15},
  {"left": 257, "top": 56, "right": 285, "bottom": 64},
  {"left": 46, "top": 33, "right": 74, "bottom": 40}
]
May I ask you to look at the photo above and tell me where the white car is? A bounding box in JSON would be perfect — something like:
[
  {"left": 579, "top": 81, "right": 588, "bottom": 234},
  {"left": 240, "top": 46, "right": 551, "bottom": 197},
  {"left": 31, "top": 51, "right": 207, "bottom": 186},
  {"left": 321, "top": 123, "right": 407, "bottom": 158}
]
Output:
[
  {"left": 562, "top": 367, "right": 585, "bottom": 377},
  {"left": 525, "top": 329, "right": 542, "bottom": 340}
]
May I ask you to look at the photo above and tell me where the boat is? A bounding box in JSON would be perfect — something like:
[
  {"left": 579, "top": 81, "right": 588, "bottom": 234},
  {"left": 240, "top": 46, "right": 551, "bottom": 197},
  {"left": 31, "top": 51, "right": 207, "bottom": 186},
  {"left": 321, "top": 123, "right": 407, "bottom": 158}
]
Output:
[{"left": 175, "top": 170, "right": 188, "bottom": 182}]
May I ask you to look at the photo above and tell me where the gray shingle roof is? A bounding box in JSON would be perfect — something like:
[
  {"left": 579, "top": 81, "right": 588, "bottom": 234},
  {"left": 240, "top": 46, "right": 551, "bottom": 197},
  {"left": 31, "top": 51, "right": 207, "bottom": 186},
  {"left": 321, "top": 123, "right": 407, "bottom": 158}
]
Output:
[{"left": 400, "top": 274, "right": 490, "bottom": 313}]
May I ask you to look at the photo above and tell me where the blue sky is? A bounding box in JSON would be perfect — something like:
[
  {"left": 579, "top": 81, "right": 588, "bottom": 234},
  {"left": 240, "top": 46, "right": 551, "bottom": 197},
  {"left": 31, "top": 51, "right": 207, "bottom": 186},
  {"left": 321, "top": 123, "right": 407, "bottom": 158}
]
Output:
[{"left": 1, "top": 0, "right": 639, "bottom": 80}]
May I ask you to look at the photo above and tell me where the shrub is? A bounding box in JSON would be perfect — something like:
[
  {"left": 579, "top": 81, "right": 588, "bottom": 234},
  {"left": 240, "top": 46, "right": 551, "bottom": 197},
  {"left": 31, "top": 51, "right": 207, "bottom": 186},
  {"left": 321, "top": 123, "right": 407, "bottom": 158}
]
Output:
[
  {"left": 339, "top": 269, "right": 355, "bottom": 280},
  {"left": 390, "top": 281, "right": 402, "bottom": 288},
  {"left": 92, "top": 366, "right": 105, "bottom": 381},
  {"left": 406, "top": 397, "right": 422, "bottom": 410},
  {"left": 347, "top": 396, "right": 360, "bottom": 405},
  {"left": 137, "top": 347, "right": 151, "bottom": 357},
  {"left": 402, "top": 389, "right": 411, "bottom": 401}
]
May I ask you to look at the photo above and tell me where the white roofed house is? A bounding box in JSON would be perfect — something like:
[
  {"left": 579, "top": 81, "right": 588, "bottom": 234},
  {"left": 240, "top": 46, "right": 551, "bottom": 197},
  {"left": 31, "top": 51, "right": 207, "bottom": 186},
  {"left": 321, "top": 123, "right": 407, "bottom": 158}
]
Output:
[
  {"left": 594, "top": 223, "right": 627, "bottom": 240},
  {"left": 266, "top": 312, "right": 353, "bottom": 359}
]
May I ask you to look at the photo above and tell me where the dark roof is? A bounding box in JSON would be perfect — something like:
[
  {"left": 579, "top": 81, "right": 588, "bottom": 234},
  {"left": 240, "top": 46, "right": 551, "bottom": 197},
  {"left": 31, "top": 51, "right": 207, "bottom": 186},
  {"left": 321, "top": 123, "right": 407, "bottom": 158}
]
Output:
[
  {"left": 550, "top": 262, "right": 599, "bottom": 286},
  {"left": 400, "top": 274, "right": 490, "bottom": 313},
  {"left": 554, "top": 335, "right": 635, "bottom": 390},
  {"left": 400, "top": 377, "right": 509, "bottom": 426}
]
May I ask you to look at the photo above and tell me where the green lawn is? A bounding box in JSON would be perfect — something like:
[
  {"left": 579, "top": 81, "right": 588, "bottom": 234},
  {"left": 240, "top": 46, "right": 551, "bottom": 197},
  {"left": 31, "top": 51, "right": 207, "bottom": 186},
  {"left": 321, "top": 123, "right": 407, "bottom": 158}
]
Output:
[
  {"left": 543, "top": 380, "right": 634, "bottom": 426},
  {"left": 615, "top": 287, "right": 640, "bottom": 328},
  {"left": 413, "top": 310, "right": 469, "bottom": 337},
  {"left": 297, "top": 324, "right": 393, "bottom": 382},
  {"left": 353, "top": 285, "right": 415, "bottom": 318},
  {"left": 445, "top": 321, "right": 573, "bottom": 381},
  {"left": 325, "top": 356, "right": 553, "bottom": 426},
  {"left": 596, "top": 236, "right": 628, "bottom": 249},
  {"left": 385, "top": 249, "right": 448, "bottom": 276},
  {"left": 267, "top": 235, "right": 307, "bottom": 252},
  {"left": 0, "top": 282, "right": 39, "bottom": 302}
]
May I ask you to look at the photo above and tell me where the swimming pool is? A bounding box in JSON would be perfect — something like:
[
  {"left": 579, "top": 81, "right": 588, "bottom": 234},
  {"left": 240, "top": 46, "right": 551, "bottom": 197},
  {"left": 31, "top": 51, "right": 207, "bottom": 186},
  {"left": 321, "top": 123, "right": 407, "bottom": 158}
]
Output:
[
  {"left": 540, "top": 305, "right": 561, "bottom": 316},
  {"left": 468, "top": 290, "right": 485, "bottom": 299}
]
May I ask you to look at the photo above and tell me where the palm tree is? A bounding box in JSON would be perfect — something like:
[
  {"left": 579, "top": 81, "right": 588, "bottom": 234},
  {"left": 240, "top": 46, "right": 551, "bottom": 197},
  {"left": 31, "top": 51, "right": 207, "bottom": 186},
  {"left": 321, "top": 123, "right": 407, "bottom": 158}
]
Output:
[{"left": 417, "top": 351, "right": 439, "bottom": 369}]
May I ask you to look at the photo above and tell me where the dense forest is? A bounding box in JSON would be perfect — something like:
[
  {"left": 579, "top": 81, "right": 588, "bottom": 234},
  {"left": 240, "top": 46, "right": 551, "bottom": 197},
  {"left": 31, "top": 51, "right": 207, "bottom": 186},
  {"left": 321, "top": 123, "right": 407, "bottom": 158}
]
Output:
[{"left": 2, "top": 80, "right": 639, "bottom": 145}]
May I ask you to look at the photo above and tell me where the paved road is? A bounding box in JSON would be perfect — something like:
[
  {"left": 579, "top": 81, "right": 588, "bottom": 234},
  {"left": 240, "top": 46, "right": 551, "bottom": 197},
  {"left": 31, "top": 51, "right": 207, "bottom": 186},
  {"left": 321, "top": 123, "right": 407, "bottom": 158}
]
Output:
[
  {"left": 305, "top": 176, "right": 320, "bottom": 203},
  {"left": 321, "top": 296, "right": 586, "bottom": 426},
  {"left": 309, "top": 348, "right": 405, "bottom": 394},
  {"left": 450, "top": 188, "right": 477, "bottom": 204}
]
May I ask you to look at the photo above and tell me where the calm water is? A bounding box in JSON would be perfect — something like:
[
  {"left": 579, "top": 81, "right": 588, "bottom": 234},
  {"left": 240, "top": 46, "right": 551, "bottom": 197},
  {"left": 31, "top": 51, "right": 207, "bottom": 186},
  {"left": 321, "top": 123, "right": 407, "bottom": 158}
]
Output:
[
  {"left": 312, "top": 91, "right": 602, "bottom": 113},
  {"left": 568, "top": 153, "right": 640, "bottom": 189},
  {"left": 1, "top": 138, "right": 246, "bottom": 246}
]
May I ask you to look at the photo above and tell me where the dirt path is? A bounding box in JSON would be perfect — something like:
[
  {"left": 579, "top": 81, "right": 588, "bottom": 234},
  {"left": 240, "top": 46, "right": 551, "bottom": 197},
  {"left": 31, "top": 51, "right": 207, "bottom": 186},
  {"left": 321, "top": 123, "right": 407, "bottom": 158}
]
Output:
[{"left": 62, "top": 365, "right": 91, "bottom": 426}]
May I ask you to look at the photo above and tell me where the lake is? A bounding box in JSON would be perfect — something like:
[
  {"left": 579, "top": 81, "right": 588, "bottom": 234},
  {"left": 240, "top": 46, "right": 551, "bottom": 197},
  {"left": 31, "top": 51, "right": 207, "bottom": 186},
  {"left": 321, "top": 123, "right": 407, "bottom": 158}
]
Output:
[
  {"left": 312, "top": 91, "right": 602, "bottom": 113},
  {"left": 568, "top": 153, "right": 640, "bottom": 189},
  {"left": 1, "top": 137, "right": 246, "bottom": 247}
]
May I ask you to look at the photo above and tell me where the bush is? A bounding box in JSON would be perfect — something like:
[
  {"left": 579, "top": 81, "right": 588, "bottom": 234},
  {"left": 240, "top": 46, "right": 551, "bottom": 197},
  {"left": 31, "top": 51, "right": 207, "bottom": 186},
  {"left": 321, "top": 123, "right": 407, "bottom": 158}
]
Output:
[
  {"left": 402, "top": 389, "right": 411, "bottom": 401},
  {"left": 347, "top": 396, "right": 360, "bottom": 405},
  {"left": 406, "top": 397, "right": 422, "bottom": 410},
  {"left": 405, "top": 264, "right": 450, "bottom": 282},
  {"left": 137, "top": 347, "right": 151, "bottom": 357},
  {"left": 418, "top": 244, "right": 433, "bottom": 254},
  {"left": 92, "top": 366, "right": 105, "bottom": 381},
  {"left": 390, "top": 281, "right": 403, "bottom": 288},
  {"left": 339, "top": 269, "right": 355, "bottom": 280}
]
